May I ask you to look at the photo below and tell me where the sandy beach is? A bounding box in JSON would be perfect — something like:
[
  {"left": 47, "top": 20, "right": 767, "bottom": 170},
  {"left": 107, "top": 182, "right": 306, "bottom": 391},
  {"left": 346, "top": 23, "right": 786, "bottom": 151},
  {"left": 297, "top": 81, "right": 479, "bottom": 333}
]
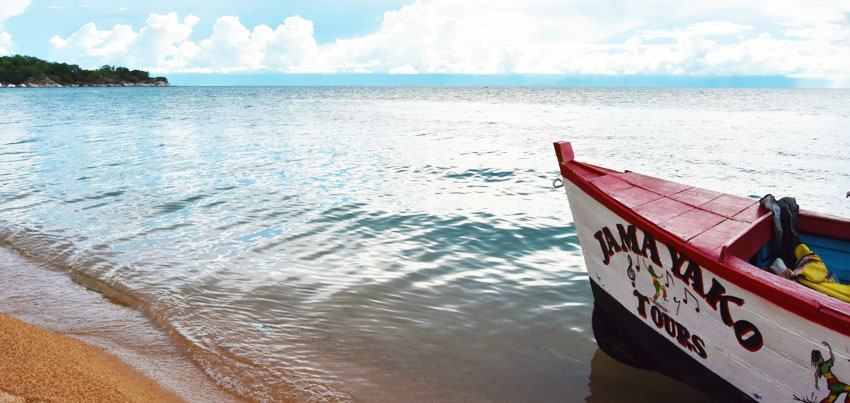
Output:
[{"left": 0, "top": 313, "right": 182, "bottom": 402}]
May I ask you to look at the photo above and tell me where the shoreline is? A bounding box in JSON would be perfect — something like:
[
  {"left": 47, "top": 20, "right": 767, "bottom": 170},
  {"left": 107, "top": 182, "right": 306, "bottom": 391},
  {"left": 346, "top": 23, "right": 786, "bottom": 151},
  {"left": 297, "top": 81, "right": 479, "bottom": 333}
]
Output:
[
  {"left": 1, "top": 82, "right": 169, "bottom": 88},
  {"left": 0, "top": 246, "right": 243, "bottom": 403},
  {"left": 0, "top": 313, "right": 182, "bottom": 402}
]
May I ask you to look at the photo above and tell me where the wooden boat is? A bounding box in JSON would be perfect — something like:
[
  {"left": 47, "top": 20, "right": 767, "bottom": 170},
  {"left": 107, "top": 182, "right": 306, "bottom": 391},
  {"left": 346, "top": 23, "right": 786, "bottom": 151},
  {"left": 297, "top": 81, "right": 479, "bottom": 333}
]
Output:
[{"left": 553, "top": 141, "right": 850, "bottom": 402}]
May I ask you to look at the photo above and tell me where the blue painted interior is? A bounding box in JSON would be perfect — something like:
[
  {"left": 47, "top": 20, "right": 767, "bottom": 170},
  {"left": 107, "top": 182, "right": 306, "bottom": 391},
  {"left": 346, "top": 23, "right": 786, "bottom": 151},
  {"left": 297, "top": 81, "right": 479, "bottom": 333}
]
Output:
[
  {"left": 801, "top": 233, "right": 850, "bottom": 283},
  {"left": 749, "top": 233, "right": 850, "bottom": 283}
]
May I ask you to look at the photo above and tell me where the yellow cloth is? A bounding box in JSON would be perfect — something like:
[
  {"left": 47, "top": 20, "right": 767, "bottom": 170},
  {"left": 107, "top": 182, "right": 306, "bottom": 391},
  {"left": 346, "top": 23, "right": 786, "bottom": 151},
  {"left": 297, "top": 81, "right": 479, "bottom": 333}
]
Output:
[{"left": 794, "top": 244, "right": 850, "bottom": 302}]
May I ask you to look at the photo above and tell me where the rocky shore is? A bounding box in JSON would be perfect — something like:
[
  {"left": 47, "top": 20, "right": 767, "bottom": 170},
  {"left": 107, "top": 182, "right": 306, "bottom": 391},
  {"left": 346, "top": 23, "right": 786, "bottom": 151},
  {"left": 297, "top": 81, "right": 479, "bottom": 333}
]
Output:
[{"left": 2, "top": 77, "right": 169, "bottom": 88}]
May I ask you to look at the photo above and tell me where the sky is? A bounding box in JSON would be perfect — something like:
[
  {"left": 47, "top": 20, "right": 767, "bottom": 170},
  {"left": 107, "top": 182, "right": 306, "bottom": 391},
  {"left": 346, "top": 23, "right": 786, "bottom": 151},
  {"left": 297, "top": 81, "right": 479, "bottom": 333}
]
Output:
[{"left": 1, "top": 0, "right": 849, "bottom": 86}]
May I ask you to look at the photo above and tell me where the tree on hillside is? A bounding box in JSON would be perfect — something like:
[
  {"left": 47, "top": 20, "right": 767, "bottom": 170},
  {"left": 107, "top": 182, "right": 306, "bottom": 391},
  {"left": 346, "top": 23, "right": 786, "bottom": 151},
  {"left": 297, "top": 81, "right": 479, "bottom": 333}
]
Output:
[{"left": 0, "top": 55, "right": 168, "bottom": 85}]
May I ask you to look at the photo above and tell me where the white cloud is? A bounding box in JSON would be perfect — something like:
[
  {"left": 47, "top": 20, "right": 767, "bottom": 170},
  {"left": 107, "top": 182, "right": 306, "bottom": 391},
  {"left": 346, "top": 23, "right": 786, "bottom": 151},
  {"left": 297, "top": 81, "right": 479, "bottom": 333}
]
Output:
[
  {"left": 0, "top": 32, "right": 13, "bottom": 55},
  {"left": 48, "top": 13, "right": 318, "bottom": 73},
  {"left": 388, "top": 64, "right": 419, "bottom": 74},
  {"left": 608, "top": 17, "right": 850, "bottom": 78},
  {"left": 0, "top": 0, "right": 29, "bottom": 27},
  {"left": 196, "top": 16, "right": 259, "bottom": 71},
  {"left": 132, "top": 13, "right": 198, "bottom": 70},
  {"left": 44, "top": 1, "right": 850, "bottom": 84},
  {"left": 49, "top": 22, "right": 137, "bottom": 65},
  {"left": 640, "top": 22, "right": 754, "bottom": 40},
  {"left": 48, "top": 13, "right": 198, "bottom": 70},
  {"left": 257, "top": 16, "right": 319, "bottom": 71},
  {"left": 0, "top": 0, "right": 29, "bottom": 54}
]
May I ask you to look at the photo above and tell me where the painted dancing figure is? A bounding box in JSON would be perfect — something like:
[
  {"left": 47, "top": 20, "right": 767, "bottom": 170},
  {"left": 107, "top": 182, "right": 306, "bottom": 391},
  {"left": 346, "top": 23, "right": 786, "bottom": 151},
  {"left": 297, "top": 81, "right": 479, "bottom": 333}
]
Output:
[
  {"left": 647, "top": 265, "right": 667, "bottom": 302},
  {"left": 812, "top": 341, "right": 850, "bottom": 403}
]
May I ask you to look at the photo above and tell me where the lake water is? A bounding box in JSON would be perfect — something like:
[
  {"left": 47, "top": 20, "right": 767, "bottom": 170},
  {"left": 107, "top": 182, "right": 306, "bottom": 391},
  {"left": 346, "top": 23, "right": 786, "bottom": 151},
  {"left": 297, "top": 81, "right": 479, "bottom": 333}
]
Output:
[{"left": 1, "top": 86, "right": 848, "bottom": 402}]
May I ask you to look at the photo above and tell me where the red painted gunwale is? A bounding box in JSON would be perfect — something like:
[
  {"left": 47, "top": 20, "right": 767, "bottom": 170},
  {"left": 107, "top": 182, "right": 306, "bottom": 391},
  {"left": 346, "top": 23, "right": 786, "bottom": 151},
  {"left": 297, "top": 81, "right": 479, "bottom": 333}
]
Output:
[{"left": 554, "top": 141, "right": 850, "bottom": 337}]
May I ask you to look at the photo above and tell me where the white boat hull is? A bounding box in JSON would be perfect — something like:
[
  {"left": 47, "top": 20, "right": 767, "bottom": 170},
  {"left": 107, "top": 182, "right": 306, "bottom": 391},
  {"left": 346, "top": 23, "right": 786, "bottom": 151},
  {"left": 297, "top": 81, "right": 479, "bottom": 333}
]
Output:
[{"left": 565, "top": 179, "right": 850, "bottom": 402}]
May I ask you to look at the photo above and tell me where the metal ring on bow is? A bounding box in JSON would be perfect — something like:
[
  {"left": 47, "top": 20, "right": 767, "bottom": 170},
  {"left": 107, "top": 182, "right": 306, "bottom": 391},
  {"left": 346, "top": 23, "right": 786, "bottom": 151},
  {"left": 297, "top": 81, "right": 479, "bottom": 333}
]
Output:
[{"left": 552, "top": 178, "right": 564, "bottom": 188}]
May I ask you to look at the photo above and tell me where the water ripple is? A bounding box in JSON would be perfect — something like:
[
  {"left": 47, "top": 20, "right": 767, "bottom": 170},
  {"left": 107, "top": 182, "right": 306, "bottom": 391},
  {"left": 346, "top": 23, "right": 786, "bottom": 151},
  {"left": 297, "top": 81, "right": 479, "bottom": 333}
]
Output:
[{"left": 0, "top": 87, "right": 847, "bottom": 401}]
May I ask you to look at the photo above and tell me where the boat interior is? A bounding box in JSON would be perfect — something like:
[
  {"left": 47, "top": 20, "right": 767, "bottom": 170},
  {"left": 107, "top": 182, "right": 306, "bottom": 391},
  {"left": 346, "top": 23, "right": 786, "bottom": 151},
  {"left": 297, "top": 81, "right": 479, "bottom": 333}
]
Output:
[
  {"left": 800, "top": 232, "right": 850, "bottom": 283},
  {"left": 722, "top": 210, "right": 850, "bottom": 283}
]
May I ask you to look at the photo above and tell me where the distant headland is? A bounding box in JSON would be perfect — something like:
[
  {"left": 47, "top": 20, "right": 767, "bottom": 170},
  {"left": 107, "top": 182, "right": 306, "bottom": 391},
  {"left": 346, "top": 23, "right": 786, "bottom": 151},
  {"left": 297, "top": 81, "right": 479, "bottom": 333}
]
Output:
[{"left": 0, "top": 55, "right": 169, "bottom": 88}]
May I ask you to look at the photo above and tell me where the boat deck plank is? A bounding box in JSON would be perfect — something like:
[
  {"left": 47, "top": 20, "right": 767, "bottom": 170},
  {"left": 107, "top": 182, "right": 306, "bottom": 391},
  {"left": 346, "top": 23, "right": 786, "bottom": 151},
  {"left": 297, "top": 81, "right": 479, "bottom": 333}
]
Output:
[
  {"left": 732, "top": 204, "right": 766, "bottom": 224},
  {"left": 700, "top": 194, "right": 757, "bottom": 219},
  {"left": 608, "top": 186, "right": 665, "bottom": 209},
  {"left": 658, "top": 209, "right": 727, "bottom": 241},
  {"left": 616, "top": 171, "right": 691, "bottom": 196},
  {"left": 632, "top": 197, "right": 693, "bottom": 224},
  {"left": 588, "top": 169, "right": 762, "bottom": 252},
  {"left": 670, "top": 187, "right": 724, "bottom": 206},
  {"left": 689, "top": 219, "right": 751, "bottom": 257},
  {"left": 588, "top": 175, "right": 633, "bottom": 193}
]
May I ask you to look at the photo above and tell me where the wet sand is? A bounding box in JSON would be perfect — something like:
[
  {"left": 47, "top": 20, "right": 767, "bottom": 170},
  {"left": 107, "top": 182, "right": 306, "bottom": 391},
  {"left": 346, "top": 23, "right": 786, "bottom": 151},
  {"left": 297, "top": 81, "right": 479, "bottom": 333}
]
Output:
[
  {"left": 0, "top": 246, "right": 242, "bottom": 403},
  {"left": 0, "top": 313, "right": 182, "bottom": 402}
]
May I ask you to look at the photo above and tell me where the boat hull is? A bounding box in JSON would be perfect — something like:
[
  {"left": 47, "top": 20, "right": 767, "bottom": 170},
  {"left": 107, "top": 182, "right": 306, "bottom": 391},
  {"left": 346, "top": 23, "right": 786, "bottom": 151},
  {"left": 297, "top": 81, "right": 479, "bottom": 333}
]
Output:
[
  {"left": 589, "top": 280, "right": 750, "bottom": 401},
  {"left": 562, "top": 178, "right": 850, "bottom": 402}
]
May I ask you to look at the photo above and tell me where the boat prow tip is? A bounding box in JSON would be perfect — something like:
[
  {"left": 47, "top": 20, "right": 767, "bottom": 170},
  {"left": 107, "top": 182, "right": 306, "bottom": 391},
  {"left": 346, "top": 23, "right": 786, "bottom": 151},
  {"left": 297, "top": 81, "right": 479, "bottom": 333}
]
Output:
[{"left": 553, "top": 141, "right": 574, "bottom": 164}]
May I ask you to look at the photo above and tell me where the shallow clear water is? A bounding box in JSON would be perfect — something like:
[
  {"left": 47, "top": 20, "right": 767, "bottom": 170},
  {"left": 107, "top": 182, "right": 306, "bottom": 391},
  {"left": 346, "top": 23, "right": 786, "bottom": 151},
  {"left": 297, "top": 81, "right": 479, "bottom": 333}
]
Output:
[{"left": 0, "top": 86, "right": 848, "bottom": 401}]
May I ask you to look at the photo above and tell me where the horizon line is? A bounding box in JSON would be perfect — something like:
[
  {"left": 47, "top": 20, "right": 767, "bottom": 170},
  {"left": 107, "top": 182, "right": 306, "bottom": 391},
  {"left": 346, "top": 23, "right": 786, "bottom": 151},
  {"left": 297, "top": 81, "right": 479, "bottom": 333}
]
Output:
[{"left": 162, "top": 73, "right": 837, "bottom": 88}]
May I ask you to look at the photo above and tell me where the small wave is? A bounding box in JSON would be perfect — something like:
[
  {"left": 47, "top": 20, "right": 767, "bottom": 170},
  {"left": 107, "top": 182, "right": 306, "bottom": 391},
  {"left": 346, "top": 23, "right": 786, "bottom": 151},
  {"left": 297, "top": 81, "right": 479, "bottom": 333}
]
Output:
[
  {"left": 155, "top": 194, "right": 207, "bottom": 214},
  {"left": 78, "top": 190, "right": 125, "bottom": 201},
  {"left": 445, "top": 167, "right": 517, "bottom": 182},
  {"left": 346, "top": 209, "right": 578, "bottom": 260},
  {"left": 4, "top": 137, "right": 41, "bottom": 146}
]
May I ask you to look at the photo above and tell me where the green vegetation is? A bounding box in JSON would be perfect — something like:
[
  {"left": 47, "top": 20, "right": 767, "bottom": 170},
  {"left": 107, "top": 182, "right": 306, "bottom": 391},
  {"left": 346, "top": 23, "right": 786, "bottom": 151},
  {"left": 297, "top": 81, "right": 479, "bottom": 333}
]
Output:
[{"left": 0, "top": 55, "right": 168, "bottom": 86}]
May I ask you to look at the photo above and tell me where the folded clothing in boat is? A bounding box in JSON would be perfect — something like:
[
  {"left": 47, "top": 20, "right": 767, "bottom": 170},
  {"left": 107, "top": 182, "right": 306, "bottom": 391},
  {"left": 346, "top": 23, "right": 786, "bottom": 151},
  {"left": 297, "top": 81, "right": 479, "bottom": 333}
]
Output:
[
  {"left": 792, "top": 244, "right": 850, "bottom": 302},
  {"left": 758, "top": 194, "right": 800, "bottom": 268},
  {"left": 755, "top": 195, "right": 850, "bottom": 302}
]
